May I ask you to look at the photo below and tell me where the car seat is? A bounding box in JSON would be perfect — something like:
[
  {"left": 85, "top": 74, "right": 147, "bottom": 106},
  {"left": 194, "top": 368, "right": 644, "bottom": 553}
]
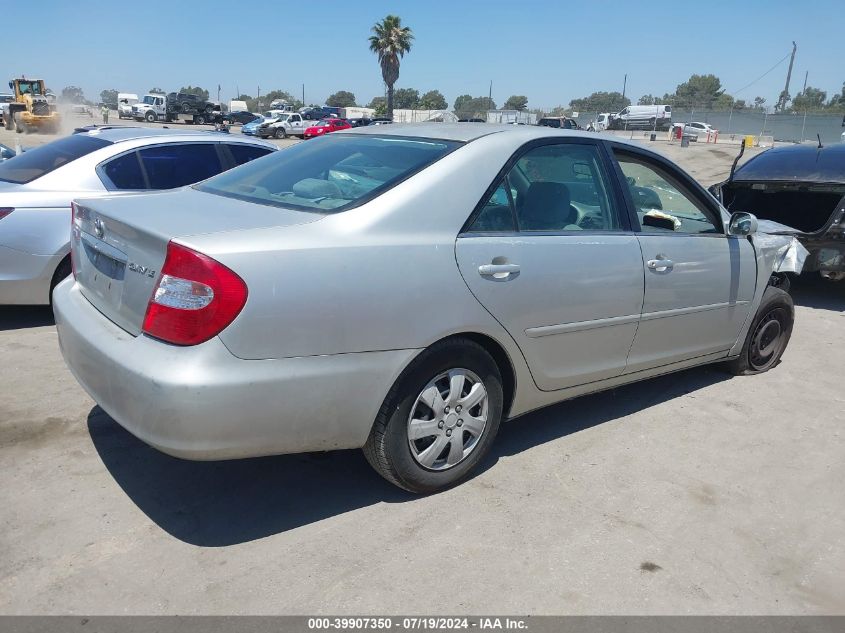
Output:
[{"left": 518, "top": 182, "right": 579, "bottom": 230}]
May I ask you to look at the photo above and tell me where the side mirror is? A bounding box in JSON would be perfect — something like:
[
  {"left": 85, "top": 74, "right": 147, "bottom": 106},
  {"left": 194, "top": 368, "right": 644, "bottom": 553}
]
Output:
[{"left": 728, "top": 211, "right": 758, "bottom": 236}]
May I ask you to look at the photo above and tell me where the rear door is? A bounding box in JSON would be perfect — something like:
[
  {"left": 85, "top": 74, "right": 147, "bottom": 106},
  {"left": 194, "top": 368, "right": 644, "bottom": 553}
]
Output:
[
  {"left": 455, "top": 138, "right": 644, "bottom": 392},
  {"left": 610, "top": 145, "right": 756, "bottom": 372}
]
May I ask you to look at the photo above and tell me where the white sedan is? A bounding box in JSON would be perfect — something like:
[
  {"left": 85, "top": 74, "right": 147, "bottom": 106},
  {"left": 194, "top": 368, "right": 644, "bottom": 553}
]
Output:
[
  {"left": 683, "top": 121, "right": 718, "bottom": 140},
  {"left": 0, "top": 128, "right": 275, "bottom": 304}
]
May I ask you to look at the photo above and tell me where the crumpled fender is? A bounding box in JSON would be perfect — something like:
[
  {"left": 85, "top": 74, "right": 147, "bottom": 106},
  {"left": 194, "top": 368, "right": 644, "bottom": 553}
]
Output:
[
  {"left": 728, "top": 220, "right": 807, "bottom": 357},
  {"left": 753, "top": 219, "right": 810, "bottom": 274}
]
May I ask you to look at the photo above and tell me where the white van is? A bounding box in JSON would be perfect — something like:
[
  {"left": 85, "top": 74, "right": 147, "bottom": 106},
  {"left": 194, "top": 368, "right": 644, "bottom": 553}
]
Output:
[
  {"left": 609, "top": 105, "right": 672, "bottom": 131},
  {"left": 117, "top": 93, "right": 139, "bottom": 119}
]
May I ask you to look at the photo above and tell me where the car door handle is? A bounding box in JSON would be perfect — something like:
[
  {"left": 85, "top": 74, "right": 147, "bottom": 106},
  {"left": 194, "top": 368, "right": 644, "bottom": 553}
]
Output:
[
  {"left": 647, "top": 256, "right": 674, "bottom": 272},
  {"left": 478, "top": 263, "right": 520, "bottom": 277}
]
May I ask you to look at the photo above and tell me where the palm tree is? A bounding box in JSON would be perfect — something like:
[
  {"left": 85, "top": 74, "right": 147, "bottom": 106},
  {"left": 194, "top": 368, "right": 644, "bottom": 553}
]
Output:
[{"left": 368, "top": 15, "right": 413, "bottom": 120}]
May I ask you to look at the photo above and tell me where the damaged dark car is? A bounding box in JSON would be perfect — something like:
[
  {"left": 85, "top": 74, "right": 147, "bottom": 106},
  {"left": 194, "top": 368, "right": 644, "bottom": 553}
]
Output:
[{"left": 711, "top": 143, "right": 845, "bottom": 280}]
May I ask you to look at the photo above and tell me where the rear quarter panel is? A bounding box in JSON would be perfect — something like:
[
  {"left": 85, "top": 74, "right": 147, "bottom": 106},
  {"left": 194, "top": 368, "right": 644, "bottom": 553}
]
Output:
[{"left": 182, "top": 132, "right": 534, "bottom": 374}]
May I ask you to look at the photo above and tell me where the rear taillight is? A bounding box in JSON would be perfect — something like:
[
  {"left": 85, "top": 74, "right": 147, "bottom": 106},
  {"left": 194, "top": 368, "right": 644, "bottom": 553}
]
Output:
[
  {"left": 142, "top": 241, "right": 248, "bottom": 346},
  {"left": 70, "top": 203, "right": 83, "bottom": 279},
  {"left": 0, "top": 208, "right": 13, "bottom": 221}
]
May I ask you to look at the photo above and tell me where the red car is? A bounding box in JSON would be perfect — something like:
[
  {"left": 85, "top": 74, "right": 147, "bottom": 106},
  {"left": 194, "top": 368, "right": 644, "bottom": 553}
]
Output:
[{"left": 303, "top": 118, "right": 351, "bottom": 139}]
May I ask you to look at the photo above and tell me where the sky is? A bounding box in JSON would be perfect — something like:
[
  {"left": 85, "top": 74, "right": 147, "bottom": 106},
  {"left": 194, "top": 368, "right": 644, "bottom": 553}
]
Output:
[{"left": 18, "top": 0, "right": 844, "bottom": 110}]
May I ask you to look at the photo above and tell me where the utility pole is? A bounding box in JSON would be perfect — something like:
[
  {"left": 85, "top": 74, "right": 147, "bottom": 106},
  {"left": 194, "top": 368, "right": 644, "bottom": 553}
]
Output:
[
  {"left": 801, "top": 70, "right": 808, "bottom": 95},
  {"left": 488, "top": 80, "right": 493, "bottom": 109},
  {"left": 775, "top": 41, "right": 797, "bottom": 112},
  {"left": 257, "top": 86, "right": 261, "bottom": 110},
  {"left": 302, "top": 84, "right": 305, "bottom": 107},
  {"left": 217, "top": 84, "right": 221, "bottom": 103},
  {"left": 622, "top": 74, "right": 627, "bottom": 100}
]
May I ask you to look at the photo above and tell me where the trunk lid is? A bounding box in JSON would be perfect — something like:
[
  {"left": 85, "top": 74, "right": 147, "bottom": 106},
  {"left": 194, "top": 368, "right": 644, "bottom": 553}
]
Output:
[{"left": 72, "top": 187, "right": 323, "bottom": 336}]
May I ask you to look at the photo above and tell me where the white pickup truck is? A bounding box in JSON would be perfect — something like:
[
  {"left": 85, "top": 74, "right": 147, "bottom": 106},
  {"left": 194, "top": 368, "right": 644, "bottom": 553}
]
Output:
[{"left": 255, "top": 111, "right": 311, "bottom": 139}]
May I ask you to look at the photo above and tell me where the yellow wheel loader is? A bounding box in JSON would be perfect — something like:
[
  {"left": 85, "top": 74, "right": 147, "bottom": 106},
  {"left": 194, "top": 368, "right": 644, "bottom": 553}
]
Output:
[{"left": 4, "top": 78, "right": 60, "bottom": 134}]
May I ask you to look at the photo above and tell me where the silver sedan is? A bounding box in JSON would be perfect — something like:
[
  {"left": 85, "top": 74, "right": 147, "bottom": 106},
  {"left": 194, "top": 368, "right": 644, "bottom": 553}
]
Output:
[
  {"left": 54, "top": 124, "right": 802, "bottom": 493},
  {"left": 0, "top": 128, "right": 275, "bottom": 304}
]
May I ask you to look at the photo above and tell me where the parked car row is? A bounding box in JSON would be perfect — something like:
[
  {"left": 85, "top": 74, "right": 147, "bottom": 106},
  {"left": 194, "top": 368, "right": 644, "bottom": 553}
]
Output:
[{"left": 32, "top": 124, "right": 806, "bottom": 494}]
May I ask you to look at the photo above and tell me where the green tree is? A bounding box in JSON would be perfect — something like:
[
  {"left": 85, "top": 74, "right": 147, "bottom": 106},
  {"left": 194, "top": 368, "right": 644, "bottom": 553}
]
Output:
[
  {"left": 326, "top": 91, "right": 357, "bottom": 107},
  {"left": 393, "top": 88, "right": 420, "bottom": 109},
  {"left": 369, "top": 14, "right": 414, "bottom": 119},
  {"left": 638, "top": 94, "right": 657, "bottom": 105},
  {"left": 61, "top": 86, "right": 86, "bottom": 104},
  {"left": 791, "top": 86, "right": 827, "bottom": 112},
  {"left": 367, "top": 96, "right": 387, "bottom": 111},
  {"left": 671, "top": 74, "right": 724, "bottom": 109},
  {"left": 149, "top": 87, "right": 166, "bottom": 95},
  {"left": 569, "top": 91, "right": 629, "bottom": 113},
  {"left": 100, "top": 89, "right": 119, "bottom": 107},
  {"left": 419, "top": 90, "right": 447, "bottom": 110},
  {"left": 453, "top": 95, "right": 495, "bottom": 119},
  {"left": 753, "top": 96, "right": 766, "bottom": 111},
  {"left": 453, "top": 94, "right": 473, "bottom": 114},
  {"left": 179, "top": 86, "right": 210, "bottom": 101},
  {"left": 712, "top": 93, "right": 735, "bottom": 111},
  {"left": 504, "top": 95, "right": 528, "bottom": 111}
]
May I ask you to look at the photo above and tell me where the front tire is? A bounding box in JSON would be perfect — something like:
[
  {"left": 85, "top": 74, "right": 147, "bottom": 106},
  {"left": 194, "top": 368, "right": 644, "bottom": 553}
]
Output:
[
  {"left": 363, "top": 338, "right": 503, "bottom": 494},
  {"left": 274, "top": 127, "right": 286, "bottom": 139},
  {"left": 144, "top": 111, "right": 156, "bottom": 123},
  {"left": 194, "top": 114, "right": 206, "bottom": 125},
  {"left": 724, "top": 285, "right": 794, "bottom": 375}
]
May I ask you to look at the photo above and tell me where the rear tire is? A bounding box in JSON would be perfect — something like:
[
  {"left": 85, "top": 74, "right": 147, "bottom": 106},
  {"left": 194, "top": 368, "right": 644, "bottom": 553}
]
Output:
[
  {"left": 363, "top": 338, "right": 503, "bottom": 494},
  {"left": 49, "top": 256, "right": 72, "bottom": 305},
  {"left": 724, "top": 285, "right": 794, "bottom": 375}
]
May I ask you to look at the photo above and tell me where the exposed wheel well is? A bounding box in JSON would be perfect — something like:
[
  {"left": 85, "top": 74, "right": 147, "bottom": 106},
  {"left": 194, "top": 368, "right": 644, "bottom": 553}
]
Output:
[
  {"left": 49, "top": 254, "right": 72, "bottom": 305},
  {"left": 428, "top": 333, "right": 516, "bottom": 418}
]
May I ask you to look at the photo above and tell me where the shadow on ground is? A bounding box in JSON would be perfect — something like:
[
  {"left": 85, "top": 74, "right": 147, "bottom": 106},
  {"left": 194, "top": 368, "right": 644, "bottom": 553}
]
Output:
[
  {"left": 0, "top": 306, "right": 55, "bottom": 332},
  {"left": 789, "top": 274, "right": 845, "bottom": 311},
  {"left": 89, "top": 363, "right": 730, "bottom": 547}
]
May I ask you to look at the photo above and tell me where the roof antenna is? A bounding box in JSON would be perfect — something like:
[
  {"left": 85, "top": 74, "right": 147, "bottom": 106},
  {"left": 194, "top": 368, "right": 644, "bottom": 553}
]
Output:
[{"left": 817, "top": 133, "right": 823, "bottom": 149}]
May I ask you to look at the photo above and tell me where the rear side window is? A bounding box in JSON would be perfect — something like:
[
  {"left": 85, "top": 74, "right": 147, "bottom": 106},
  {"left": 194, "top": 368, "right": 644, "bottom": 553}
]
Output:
[
  {"left": 101, "top": 151, "right": 146, "bottom": 190},
  {"left": 226, "top": 144, "right": 273, "bottom": 166},
  {"left": 468, "top": 143, "right": 621, "bottom": 233},
  {"left": 197, "top": 135, "right": 461, "bottom": 213},
  {"left": 0, "top": 135, "right": 110, "bottom": 184},
  {"left": 139, "top": 143, "right": 222, "bottom": 189}
]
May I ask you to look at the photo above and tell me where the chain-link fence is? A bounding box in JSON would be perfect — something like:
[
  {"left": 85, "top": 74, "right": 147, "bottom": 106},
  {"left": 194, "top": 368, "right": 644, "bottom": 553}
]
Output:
[{"left": 563, "top": 108, "right": 844, "bottom": 144}]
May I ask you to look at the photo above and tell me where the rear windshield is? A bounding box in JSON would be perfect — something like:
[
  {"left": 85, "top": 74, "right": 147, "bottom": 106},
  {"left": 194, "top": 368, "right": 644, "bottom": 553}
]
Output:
[
  {"left": 0, "top": 134, "right": 110, "bottom": 184},
  {"left": 196, "top": 134, "right": 461, "bottom": 213}
]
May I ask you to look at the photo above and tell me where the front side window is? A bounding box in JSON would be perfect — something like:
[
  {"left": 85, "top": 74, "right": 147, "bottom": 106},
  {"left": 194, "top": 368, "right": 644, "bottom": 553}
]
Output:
[
  {"left": 138, "top": 143, "right": 222, "bottom": 189},
  {"left": 197, "top": 135, "right": 460, "bottom": 212},
  {"left": 226, "top": 143, "right": 273, "bottom": 166},
  {"left": 615, "top": 151, "right": 720, "bottom": 234},
  {"left": 468, "top": 143, "right": 621, "bottom": 233}
]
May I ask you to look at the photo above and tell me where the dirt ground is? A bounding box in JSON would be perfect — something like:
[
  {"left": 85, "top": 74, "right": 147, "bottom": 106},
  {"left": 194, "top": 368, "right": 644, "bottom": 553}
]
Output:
[{"left": 0, "top": 121, "right": 843, "bottom": 615}]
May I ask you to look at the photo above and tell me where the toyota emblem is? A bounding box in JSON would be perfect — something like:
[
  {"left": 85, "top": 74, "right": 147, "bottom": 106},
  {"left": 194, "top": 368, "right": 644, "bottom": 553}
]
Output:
[{"left": 93, "top": 218, "right": 105, "bottom": 239}]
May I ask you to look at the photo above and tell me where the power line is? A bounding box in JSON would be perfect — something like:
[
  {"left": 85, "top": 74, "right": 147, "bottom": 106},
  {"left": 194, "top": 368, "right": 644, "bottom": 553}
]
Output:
[{"left": 730, "top": 50, "right": 792, "bottom": 96}]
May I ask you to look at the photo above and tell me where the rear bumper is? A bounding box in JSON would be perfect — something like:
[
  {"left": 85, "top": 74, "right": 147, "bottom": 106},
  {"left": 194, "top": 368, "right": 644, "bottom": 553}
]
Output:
[{"left": 54, "top": 279, "right": 418, "bottom": 460}]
